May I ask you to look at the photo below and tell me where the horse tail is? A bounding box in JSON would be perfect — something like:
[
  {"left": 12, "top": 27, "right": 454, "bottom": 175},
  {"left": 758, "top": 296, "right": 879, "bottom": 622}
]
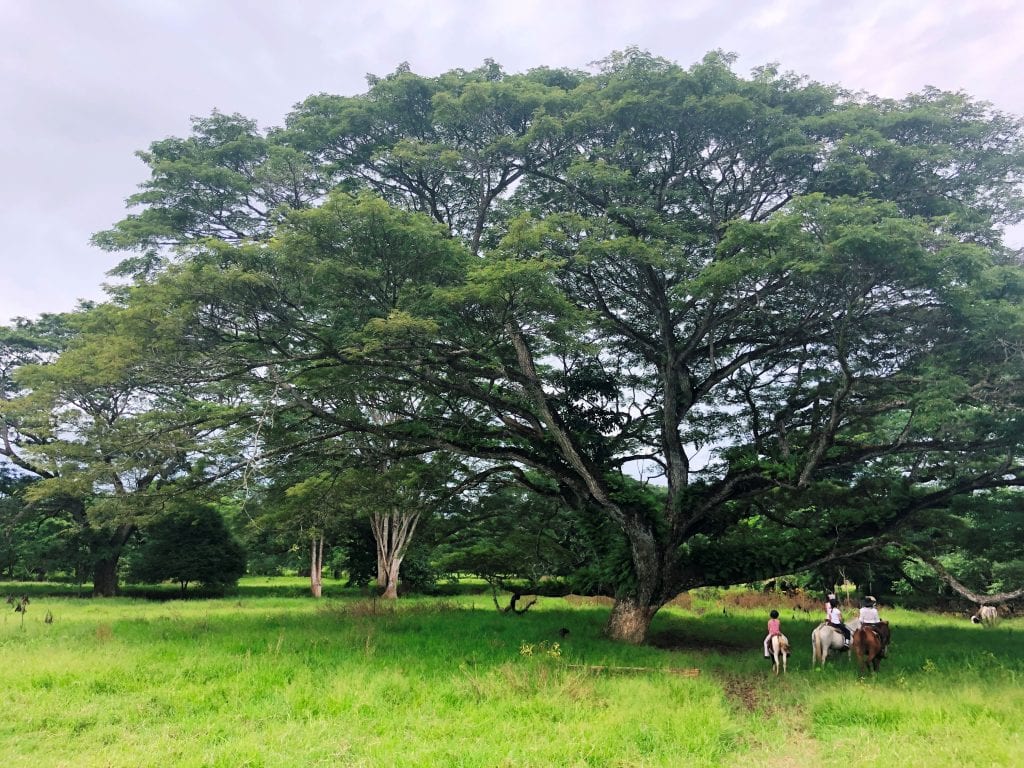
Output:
[{"left": 811, "top": 628, "right": 821, "bottom": 664}]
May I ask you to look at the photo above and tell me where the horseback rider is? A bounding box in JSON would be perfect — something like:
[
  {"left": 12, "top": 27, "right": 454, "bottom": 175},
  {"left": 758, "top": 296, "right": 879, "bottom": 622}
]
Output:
[
  {"left": 858, "top": 595, "right": 890, "bottom": 655},
  {"left": 824, "top": 592, "right": 837, "bottom": 622},
  {"left": 764, "top": 609, "right": 782, "bottom": 660},
  {"left": 828, "top": 600, "right": 851, "bottom": 647}
]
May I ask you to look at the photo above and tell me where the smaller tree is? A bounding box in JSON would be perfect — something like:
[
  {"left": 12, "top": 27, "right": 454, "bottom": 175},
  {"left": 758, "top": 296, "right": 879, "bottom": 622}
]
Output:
[
  {"left": 332, "top": 453, "right": 456, "bottom": 599},
  {"left": 130, "top": 504, "right": 246, "bottom": 594},
  {"left": 435, "top": 482, "right": 629, "bottom": 608},
  {"left": 282, "top": 472, "right": 349, "bottom": 597}
]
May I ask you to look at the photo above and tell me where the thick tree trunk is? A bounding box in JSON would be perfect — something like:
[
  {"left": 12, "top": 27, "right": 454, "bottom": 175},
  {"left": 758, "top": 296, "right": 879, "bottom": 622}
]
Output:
[
  {"left": 93, "top": 558, "right": 119, "bottom": 597},
  {"left": 89, "top": 523, "right": 135, "bottom": 597},
  {"left": 602, "top": 517, "right": 667, "bottom": 643},
  {"left": 605, "top": 596, "right": 659, "bottom": 644},
  {"left": 310, "top": 536, "right": 324, "bottom": 598}
]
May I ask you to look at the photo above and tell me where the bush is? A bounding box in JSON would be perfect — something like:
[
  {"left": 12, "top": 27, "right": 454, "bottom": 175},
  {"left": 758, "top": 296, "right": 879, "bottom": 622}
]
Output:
[
  {"left": 398, "top": 541, "right": 438, "bottom": 594},
  {"left": 130, "top": 504, "right": 246, "bottom": 593}
]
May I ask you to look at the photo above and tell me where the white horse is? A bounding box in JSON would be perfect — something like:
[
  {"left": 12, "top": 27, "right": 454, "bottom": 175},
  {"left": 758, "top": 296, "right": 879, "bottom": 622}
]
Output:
[
  {"left": 769, "top": 633, "right": 790, "bottom": 675},
  {"left": 971, "top": 605, "right": 998, "bottom": 626},
  {"left": 811, "top": 618, "right": 860, "bottom": 668}
]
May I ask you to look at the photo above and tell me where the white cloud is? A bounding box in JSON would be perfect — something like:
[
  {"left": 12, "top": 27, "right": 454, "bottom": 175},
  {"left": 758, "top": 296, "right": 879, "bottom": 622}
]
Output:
[
  {"left": 1, "top": 0, "right": 1022, "bottom": 321},
  {"left": 749, "top": 0, "right": 811, "bottom": 30}
]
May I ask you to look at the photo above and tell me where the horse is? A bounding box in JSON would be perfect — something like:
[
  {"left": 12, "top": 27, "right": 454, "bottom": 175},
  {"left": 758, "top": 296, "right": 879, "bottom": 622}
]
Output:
[
  {"left": 852, "top": 622, "right": 889, "bottom": 674},
  {"left": 811, "top": 618, "right": 860, "bottom": 668},
  {"left": 769, "top": 633, "right": 790, "bottom": 675},
  {"left": 971, "top": 605, "right": 998, "bottom": 626}
]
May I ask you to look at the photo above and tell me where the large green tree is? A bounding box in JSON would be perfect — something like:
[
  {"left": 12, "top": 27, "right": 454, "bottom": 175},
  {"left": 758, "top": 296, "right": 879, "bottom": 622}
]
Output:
[
  {"left": 1, "top": 305, "right": 242, "bottom": 595},
  {"left": 98, "top": 52, "right": 1024, "bottom": 641}
]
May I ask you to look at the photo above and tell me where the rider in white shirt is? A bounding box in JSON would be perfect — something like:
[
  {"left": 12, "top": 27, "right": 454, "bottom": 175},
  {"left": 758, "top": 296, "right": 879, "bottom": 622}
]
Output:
[
  {"left": 858, "top": 595, "right": 889, "bottom": 655},
  {"left": 859, "top": 598, "right": 880, "bottom": 625},
  {"left": 828, "top": 603, "right": 851, "bottom": 646},
  {"left": 824, "top": 592, "right": 837, "bottom": 622}
]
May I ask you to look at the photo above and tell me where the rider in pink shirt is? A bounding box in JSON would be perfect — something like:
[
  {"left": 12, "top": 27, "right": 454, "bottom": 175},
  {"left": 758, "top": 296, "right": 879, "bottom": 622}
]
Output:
[{"left": 763, "top": 609, "right": 782, "bottom": 658}]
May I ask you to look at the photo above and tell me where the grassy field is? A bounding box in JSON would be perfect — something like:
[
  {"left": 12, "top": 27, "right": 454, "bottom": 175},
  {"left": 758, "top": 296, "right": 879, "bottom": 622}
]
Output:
[{"left": 0, "top": 579, "right": 1021, "bottom": 767}]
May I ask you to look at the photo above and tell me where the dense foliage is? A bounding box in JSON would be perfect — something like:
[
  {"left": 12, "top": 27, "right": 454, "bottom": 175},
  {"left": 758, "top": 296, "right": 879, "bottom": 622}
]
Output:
[
  {"left": 2, "top": 51, "right": 1023, "bottom": 639},
  {"left": 128, "top": 504, "right": 246, "bottom": 593}
]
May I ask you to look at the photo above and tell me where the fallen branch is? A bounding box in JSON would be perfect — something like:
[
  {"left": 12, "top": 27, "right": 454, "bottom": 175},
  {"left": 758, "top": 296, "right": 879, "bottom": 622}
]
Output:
[
  {"left": 906, "top": 548, "right": 1024, "bottom": 606},
  {"left": 488, "top": 582, "right": 539, "bottom": 614}
]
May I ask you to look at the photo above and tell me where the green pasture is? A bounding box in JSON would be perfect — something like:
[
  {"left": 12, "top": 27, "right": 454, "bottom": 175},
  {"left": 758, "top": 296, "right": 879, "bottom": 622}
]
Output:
[{"left": 0, "top": 582, "right": 1020, "bottom": 767}]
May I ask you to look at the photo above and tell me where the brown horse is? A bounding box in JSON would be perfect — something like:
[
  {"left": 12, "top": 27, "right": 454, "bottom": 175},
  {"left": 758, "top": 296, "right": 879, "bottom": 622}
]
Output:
[{"left": 852, "top": 622, "right": 889, "bottom": 674}]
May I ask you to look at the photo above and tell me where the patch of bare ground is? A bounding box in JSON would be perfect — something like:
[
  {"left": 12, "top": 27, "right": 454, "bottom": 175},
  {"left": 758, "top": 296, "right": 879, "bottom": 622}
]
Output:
[
  {"left": 717, "top": 672, "right": 765, "bottom": 712},
  {"left": 714, "top": 672, "right": 820, "bottom": 768},
  {"left": 647, "top": 628, "right": 748, "bottom": 655}
]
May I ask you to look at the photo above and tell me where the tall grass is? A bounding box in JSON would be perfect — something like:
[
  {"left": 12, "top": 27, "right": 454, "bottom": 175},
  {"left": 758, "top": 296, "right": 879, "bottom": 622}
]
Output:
[{"left": 0, "top": 582, "right": 1020, "bottom": 767}]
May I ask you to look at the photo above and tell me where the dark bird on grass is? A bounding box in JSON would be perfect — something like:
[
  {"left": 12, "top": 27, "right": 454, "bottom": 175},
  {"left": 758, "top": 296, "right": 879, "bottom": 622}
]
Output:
[{"left": 558, "top": 627, "right": 570, "bottom": 638}]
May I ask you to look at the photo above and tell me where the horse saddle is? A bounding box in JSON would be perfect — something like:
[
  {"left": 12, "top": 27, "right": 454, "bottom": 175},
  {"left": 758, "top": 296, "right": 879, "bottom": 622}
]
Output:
[{"left": 863, "top": 622, "right": 889, "bottom": 648}]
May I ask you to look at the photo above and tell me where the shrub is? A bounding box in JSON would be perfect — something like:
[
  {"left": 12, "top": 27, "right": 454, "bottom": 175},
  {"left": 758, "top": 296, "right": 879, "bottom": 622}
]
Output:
[{"left": 129, "top": 504, "right": 246, "bottom": 593}]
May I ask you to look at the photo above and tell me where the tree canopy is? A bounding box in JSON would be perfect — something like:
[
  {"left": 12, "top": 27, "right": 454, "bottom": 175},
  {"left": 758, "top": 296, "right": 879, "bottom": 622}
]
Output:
[{"left": 6, "top": 51, "right": 1022, "bottom": 639}]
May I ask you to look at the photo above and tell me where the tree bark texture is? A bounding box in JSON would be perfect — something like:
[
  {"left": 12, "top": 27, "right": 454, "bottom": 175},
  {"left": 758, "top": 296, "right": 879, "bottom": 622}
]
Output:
[
  {"left": 310, "top": 536, "right": 324, "bottom": 598},
  {"left": 381, "top": 557, "right": 402, "bottom": 600},
  {"left": 90, "top": 524, "right": 135, "bottom": 597},
  {"left": 605, "top": 596, "right": 659, "bottom": 644},
  {"left": 602, "top": 517, "right": 667, "bottom": 643},
  {"left": 92, "top": 558, "right": 119, "bottom": 597}
]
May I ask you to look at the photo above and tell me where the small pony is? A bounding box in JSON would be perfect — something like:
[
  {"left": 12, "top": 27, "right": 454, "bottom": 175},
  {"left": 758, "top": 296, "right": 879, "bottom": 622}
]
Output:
[
  {"left": 769, "top": 633, "right": 790, "bottom": 675},
  {"left": 852, "top": 622, "right": 889, "bottom": 674}
]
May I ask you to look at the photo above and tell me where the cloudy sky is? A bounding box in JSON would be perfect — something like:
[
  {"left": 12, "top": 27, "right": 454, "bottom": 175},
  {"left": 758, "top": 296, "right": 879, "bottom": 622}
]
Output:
[{"left": 2, "top": 0, "right": 1022, "bottom": 322}]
